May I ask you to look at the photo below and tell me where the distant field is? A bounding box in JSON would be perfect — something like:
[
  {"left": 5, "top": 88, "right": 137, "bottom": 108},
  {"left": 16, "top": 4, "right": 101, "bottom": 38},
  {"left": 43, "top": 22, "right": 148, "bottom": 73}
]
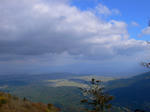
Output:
[
  {"left": 1, "top": 72, "right": 150, "bottom": 111},
  {"left": 46, "top": 79, "right": 88, "bottom": 87},
  {"left": 45, "top": 75, "right": 115, "bottom": 87},
  {"left": 0, "top": 73, "right": 116, "bottom": 112},
  {"left": 0, "top": 73, "right": 132, "bottom": 112},
  {"left": 72, "top": 75, "right": 115, "bottom": 82}
]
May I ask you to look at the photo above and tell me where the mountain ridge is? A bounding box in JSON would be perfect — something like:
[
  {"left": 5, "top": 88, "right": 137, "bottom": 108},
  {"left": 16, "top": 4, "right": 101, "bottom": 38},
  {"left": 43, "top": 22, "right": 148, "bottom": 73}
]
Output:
[{"left": 107, "top": 71, "right": 150, "bottom": 111}]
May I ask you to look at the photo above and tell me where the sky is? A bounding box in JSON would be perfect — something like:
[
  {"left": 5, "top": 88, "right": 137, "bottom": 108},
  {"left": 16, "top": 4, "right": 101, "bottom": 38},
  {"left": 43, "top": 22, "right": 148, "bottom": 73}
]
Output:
[{"left": 0, "top": 0, "right": 150, "bottom": 76}]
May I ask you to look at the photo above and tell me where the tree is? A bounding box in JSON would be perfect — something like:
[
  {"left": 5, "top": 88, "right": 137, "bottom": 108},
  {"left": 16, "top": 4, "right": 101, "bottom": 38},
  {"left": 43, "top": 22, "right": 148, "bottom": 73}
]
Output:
[
  {"left": 80, "top": 78, "right": 114, "bottom": 112},
  {"left": 134, "top": 109, "right": 145, "bottom": 112},
  {"left": 141, "top": 62, "right": 150, "bottom": 68},
  {"left": 141, "top": 41, "right": 150, "bottom": 68}
]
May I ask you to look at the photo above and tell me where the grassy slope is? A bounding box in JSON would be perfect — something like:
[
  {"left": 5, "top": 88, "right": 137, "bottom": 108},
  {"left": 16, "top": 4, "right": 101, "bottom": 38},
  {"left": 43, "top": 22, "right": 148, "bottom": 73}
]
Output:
[
  {"left": 9, "top": 85, "right": 83, "bottom": 112},
  {"left": 0, "top": 92, "right": 60, "bottom": 112}
]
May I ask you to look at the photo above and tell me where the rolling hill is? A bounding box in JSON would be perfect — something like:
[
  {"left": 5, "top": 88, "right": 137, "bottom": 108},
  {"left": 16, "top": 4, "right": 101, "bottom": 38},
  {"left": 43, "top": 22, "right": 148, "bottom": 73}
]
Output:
[{"left": 106, "top": 72, "right": 150, "bottom": 111}]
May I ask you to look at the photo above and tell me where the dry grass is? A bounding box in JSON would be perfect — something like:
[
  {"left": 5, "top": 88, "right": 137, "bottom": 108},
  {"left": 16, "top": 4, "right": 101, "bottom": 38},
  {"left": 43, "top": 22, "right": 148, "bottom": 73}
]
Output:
[{"left": 0, "top": 92, "right": 60, "bottom": 112}]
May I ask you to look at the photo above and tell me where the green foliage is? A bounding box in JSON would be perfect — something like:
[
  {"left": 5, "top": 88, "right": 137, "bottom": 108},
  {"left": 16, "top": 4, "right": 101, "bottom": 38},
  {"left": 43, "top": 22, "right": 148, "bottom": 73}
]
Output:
[
  {"left": 80, "top": 78, "right": 114, "bottom": 112},
  {"left": 141, "top": 62, "right": 150, "bottom": 68}
]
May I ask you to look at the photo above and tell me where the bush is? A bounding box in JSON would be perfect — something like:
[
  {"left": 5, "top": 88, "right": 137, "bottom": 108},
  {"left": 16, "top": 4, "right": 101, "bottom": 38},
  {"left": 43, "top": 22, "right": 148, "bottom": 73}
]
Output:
[{"left": 0, "top": 96, "right": 8, "bottom": 106}]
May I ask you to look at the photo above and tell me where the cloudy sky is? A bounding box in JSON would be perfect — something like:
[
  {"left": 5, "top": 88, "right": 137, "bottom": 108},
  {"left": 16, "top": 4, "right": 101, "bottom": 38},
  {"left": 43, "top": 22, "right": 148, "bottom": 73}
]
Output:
[{"left": 0, "top": 0, "right": 150, "bottom": 76}]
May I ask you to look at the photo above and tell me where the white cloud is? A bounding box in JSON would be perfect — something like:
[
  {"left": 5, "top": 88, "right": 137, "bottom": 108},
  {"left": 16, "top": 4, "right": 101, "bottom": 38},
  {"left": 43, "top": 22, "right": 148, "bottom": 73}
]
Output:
[
  {"left": 95, "top": 4, "right": 120, "bottom": 16},
  {"left": 140, "top": 27, "right": 150, "bottom": 36},
  {"left": 131, "top": 21, "right": 139, "bottom": 27},
  {"left": 112, "top": 9, "right": 120, "bottom": 15},
  {"left": 96, "top": 4, "right": 111, "bottom": 15},
  {"left": 0, "top": 0, "right": 149, "bottom": 74}
]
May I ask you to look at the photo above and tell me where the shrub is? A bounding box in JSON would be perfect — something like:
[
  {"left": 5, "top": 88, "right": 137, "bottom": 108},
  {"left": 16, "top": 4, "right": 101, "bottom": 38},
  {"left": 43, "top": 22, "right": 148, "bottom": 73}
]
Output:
[{"left": 0, "top": 96, "right": 8, "bottom": 107}]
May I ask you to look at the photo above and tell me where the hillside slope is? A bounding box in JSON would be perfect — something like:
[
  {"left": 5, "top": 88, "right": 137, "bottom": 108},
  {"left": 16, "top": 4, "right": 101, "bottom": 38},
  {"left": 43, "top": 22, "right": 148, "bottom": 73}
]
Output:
[
  {"left": 0, "top": 92, "right": 60, "bottom": 112},
  {"left": 106, "top": 72, "right": 150, "bottom": 111}
]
